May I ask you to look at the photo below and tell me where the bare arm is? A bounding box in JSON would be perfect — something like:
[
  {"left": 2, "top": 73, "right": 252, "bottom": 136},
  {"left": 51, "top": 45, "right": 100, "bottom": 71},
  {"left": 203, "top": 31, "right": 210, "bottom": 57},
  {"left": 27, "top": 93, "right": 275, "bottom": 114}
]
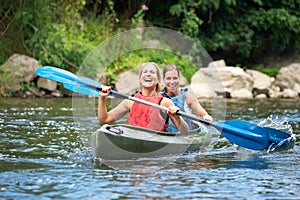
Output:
[
  {"left": 98, "top": 86, "right": 130, "bottom": 125},
  {"left": 186, "top": 91, "right": 213, "bottom": 122},
  {"left": 161, "top": 97, "right": 189, "bottom": 135}
]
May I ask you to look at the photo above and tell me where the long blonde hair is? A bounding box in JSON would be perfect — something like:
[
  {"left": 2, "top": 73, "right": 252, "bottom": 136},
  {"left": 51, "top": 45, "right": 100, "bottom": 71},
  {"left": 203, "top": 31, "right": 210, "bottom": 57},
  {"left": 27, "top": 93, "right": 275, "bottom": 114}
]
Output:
[{"left": 138, "top": 62, "right": 162, "bottom": 92}]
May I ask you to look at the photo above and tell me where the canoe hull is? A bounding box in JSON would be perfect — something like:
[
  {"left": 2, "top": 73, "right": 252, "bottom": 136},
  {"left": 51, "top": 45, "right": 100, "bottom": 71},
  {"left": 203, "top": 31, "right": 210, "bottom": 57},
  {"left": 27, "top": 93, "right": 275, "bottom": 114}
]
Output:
[{"left": 91, "top": 124, "right": 211, "bottom": 160}]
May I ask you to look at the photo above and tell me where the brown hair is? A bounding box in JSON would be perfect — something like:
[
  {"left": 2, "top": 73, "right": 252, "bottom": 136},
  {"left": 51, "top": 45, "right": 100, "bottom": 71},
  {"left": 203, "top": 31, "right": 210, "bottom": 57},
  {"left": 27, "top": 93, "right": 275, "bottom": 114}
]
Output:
[
  {"left": 138, "top": 62, "right": 162, "bottom": 92},
  {"left": 163, "top": 64, "right": 180, "bottom": 78}
]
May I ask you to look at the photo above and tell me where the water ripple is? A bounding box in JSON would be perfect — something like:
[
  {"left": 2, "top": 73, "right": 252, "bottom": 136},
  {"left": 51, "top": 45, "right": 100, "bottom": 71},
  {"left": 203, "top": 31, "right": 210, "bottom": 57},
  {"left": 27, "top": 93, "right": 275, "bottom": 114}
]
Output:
[{"left": 0, "top": 98, "right": 299, "bottom": 199}]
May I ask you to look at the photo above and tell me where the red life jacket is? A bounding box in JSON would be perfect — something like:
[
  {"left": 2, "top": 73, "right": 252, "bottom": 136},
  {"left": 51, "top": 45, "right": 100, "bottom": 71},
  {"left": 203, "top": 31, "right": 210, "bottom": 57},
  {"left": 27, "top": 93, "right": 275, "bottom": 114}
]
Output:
[{"left": 127, "top": 92, "right": 167, "bottom": 132}]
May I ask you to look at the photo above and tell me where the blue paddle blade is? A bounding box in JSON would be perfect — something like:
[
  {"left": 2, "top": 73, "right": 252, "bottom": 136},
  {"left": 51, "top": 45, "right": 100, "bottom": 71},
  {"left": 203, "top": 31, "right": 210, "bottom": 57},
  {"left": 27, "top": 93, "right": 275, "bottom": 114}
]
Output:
[
  {"left": 215, "top": 120, "right": 269, "bottom": 150},
  {"left": 63, "top": 83, "right": 100, "bottom": 97},
  {"left": 36, "top": 66, "right": 102, "bottom": 89},
  {"left": 216, "top": 120, "right": 294, "bottom": 151},
  {"left": 264, "top": 127, "right": 296, "bottom": 152},
  {"left": 36, "top": 69, "right": 75, "bottom": 84},
  {"left": 76, "top": 76, "right": 102, "bottom": 88},
  {"left": 36, "top": 66, "right": 78, "bottom": 82}
]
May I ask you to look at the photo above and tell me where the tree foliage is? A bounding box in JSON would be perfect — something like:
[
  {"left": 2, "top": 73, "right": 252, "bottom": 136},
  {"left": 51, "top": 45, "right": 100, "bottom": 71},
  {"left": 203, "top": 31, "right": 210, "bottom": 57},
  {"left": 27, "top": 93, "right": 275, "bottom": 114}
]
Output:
[
  {"left": 168, "top": 0, "right": 300, "bottom": 65},
  {"left": 1, "top": 0, "right": 300, "bottom": 73},
  {"left": 0, "top": 0, "right": 120, "bottom": 71}
]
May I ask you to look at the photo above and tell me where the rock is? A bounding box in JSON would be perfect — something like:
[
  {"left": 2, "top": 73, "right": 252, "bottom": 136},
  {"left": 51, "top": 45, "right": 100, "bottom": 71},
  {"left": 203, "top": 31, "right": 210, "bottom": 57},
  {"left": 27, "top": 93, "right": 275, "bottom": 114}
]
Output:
[
  {"left": 220, "top": 67, "right": 253, "bottom": 92},
  {"left": 60, "top": 85, "right": 73, "bottom": 97},
  {"left": 231, "top": 88, "right": 253, "bottom": 98},
  {"left": 178, "top": 73, "right": 189, "bottom": 87},
  {"left": 95, "top": 72, "right": 108, "bottom": 86},
  {"left": 274, "top": 63, "right": 300, "bottom": 94},
  {"left": 281, "top": 89, "right": 298, "bottom": 98},
  {"left": 189, "top": 82, "right": 217, "bottom": 98},
  {"left": 1, "top": 53, "right": 299, "bottom": 99},
  {"left": 1, "top": 54, "right": 39, "bottom": 93},
  {"left": 2, "top": 54, "right": 39, "bottom": 83},
  {"left": 246, "top": 69, "right": 275, "bottom": 97},
  {"left": 25, "top": 91, "right": 34, "bottom": 97},
  {"left": 37, "top": 77, "right": 57, "bottom": 91},
  {"left": 51, "top": 90, "right": 61, "bottom": 97},
  {"left": 246, "top": 69, "right": 273, "bottom": 89},
  {"left": 190, "top": 70, "right": 218, "bottom": 98},
  {"left": 28, "top": 88, "right": 43, "bottom": 97},
  {"left": 255, "top": 94, "right": 267, "bottom": 99},
  {"left": 115, "top": 70, "right": 139, "bottom": 95},
  {"left": 2, "top": 79, "right": 20, "bottom": 93},
  {"left": 190, "top": 66, "right": 253, "bottom": 98},
  {"left": 269, "top": 85, "right": 281, "bottom": 98},
  {"left": 207, "top": 59, "right": 226, "bottom": 68}
]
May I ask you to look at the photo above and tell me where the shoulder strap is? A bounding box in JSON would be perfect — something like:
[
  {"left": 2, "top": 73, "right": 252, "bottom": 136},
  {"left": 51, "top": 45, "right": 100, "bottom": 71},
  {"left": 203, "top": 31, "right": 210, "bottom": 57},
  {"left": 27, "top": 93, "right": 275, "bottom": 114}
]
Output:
[
  {"left": 158, "top": 95, "right": 170, "bottom": 132},
  {"left": 181, "top": 88, "right": 188, "bottom": 92},
  {"left": 161, "top": 88, "right": 170, "bottom": 98}
]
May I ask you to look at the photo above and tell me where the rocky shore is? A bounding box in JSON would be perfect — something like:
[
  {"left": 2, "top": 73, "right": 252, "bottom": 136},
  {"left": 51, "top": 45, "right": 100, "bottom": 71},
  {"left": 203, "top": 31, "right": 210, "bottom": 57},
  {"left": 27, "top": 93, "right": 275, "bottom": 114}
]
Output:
[{"left": 1, "top": 54, "right": 299, "bottom": 99}]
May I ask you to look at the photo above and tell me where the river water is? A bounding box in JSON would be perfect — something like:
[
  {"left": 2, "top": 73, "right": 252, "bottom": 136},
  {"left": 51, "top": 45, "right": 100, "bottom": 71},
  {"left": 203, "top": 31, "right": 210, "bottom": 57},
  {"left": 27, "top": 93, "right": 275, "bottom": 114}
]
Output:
[{"left": 0, "top": 97, "right": 299, "bottom": 199}]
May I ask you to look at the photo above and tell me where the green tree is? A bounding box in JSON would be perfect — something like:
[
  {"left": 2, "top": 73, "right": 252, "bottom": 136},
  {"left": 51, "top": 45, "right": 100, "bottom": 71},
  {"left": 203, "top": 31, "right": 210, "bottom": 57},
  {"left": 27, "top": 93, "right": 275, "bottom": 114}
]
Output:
[
  {"left": 168, "top": 0, "right": 300, "bottom": 66},
  {"left": 1, "top": 0, "right": 300, "bottom": 69},
  {"left": 0, "top": 0, "right": 120, "bottom": 71}
]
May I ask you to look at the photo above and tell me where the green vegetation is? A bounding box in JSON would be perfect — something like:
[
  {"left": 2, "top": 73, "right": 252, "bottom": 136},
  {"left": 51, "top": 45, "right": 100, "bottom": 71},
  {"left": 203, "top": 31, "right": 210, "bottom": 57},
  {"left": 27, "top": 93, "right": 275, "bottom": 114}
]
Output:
[
  {"left": 253, "top": 64, "right": 279, "bottom": 77},
  {"left": 107, "top": 49, "right": 195, "bottom": 86},
  {"left": 1, "top": 0, "right": 300, "bottom": 85}
]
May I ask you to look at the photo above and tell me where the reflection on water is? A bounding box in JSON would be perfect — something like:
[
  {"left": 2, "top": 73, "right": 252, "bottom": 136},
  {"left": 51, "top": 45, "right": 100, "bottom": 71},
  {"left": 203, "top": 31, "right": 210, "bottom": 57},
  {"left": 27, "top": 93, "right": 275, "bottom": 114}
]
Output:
[{"left": 0, "top": 98, "right": 299, "bottom": 199}]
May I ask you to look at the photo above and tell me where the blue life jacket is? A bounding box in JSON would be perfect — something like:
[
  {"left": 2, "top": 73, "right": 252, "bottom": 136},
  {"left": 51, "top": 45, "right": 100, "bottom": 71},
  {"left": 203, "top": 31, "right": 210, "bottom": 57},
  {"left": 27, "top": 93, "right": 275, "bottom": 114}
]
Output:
[{"left": 161, "top": 88, "right": 194, "bottom": 133}]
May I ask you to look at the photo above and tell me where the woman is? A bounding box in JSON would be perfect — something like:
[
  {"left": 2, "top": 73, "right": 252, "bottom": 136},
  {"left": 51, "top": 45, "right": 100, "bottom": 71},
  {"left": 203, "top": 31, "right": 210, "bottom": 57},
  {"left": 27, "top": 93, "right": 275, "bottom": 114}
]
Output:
[
  {"left": 162, "top": 64, "right": 213, "bottom": 132},
  {"left": 98, "top": 62, "right": 189, "bottom": 135}
]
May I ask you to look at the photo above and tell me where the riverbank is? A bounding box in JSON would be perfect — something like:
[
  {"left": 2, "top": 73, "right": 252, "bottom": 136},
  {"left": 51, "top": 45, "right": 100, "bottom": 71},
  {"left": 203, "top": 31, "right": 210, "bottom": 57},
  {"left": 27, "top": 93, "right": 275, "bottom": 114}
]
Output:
[{"left": 0, "top": 54, "right": 299, "bottom": 99}]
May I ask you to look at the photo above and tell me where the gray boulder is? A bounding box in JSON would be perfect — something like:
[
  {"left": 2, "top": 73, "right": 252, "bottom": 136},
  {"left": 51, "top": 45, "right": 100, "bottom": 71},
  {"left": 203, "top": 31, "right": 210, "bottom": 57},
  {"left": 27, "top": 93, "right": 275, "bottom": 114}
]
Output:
[
  {"left": 274, "top": 63, "right": 300, "bottom": 95},
  {"left": 190, "top": 62, "right": 253, "bottom": 98},
  {"left": 1, "top": 54, "right": 39, "bottom": 93}
]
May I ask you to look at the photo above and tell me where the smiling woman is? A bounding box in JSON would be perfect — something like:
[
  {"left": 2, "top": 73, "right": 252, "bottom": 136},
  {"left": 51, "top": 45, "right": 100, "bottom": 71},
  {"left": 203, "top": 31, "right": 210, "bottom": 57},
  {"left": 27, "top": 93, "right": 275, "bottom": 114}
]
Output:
[
  {"left": 161, "top": 64, "right": 213, "bottom": 133},
  {"left": 97, "top": 62, "right": 190, "bottom": 135}
]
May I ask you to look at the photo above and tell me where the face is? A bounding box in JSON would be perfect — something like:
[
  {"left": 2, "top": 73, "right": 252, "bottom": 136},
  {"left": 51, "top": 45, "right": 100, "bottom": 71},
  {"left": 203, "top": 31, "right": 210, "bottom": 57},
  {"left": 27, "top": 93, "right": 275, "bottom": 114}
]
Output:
[
  {"left": 163, "top": 69, "right": 180, "bottom": 93},
  {"left": 139, "top": 63, "right": 159, "bottom": 88}
]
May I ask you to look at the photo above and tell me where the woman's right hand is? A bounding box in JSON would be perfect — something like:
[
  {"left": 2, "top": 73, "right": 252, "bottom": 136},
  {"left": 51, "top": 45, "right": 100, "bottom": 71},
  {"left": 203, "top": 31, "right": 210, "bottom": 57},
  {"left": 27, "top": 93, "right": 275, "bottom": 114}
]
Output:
[
  {"left": 100, "top": 85, "right": 111, "bottom": 97},
  {"left": 203, "top": 114, "right": 213, "bottom": 122},
  {"left": 167, "top": 105, "right": 179, "bottom": 115}
]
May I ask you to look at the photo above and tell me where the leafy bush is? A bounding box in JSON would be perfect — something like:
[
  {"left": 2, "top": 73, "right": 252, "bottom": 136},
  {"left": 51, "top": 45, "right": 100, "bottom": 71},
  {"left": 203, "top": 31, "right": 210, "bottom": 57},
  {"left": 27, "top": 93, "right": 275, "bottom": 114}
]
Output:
[
  {"left": 253, "top": 64, "right": 279, "bottom": 77},
  {"left": 169, "top": 0, "right": 300, "bottom": 66},
  {"left": 1, "top": 0, "right": 299, "bottom": 78},
  {"left": 107, "top": 49, "right": 194, "bottom": 86}
]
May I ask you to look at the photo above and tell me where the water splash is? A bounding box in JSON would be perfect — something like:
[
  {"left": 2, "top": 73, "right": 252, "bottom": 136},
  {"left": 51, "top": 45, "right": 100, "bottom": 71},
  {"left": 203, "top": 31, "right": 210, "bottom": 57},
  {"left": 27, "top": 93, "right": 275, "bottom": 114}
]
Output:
[
  {"left": 258, "top": 115, "right": 296, "bottom": 152},
  {"left": 258, "top": 115, "right": 293, "bottom": 134}
]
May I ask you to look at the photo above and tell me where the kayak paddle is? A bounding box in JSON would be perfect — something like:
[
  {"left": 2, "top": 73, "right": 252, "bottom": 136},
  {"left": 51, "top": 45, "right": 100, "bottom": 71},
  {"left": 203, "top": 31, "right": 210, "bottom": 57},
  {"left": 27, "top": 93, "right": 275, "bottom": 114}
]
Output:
[{"left": 35, "top": 66, "right": 295, "bottom": 151}]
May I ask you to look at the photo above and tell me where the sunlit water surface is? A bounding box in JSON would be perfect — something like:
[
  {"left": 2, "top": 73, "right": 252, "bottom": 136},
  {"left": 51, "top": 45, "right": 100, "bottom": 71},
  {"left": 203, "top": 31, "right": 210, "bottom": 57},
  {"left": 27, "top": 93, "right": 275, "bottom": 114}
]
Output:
[{"left": 0, "top": 98, "right": 299, "bottom": 199}]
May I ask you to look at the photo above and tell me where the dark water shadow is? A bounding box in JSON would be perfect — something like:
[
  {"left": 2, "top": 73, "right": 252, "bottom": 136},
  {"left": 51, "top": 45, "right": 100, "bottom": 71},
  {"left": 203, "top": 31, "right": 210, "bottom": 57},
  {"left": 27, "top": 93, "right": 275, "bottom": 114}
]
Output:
[{"left": 91, "top": 150, "right": 272, "bottom": 171}]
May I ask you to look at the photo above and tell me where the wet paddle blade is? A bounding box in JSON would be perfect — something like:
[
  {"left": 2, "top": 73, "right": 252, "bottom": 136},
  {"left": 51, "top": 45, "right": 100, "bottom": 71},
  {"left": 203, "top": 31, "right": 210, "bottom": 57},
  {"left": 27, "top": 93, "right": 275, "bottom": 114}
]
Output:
[
  {"left": 264, "top": 127, "right": 296, "bottom": 152},
  {"left": 63, "top": 83, "right": 100, "bottom": 97},
  {"left": 36, "top": 70, "right": 75, "bottom": 84},
  {"left": 36, "top": 66, "right": 102, "bottom": 88},
  {"left": 216, "top": 120, "right": 294, "bottom": 151},
  {"left": 36, "top": 66, "right": 78, "bottom": 82},
  {"left": 76, "top": 76, "right": 102, "bottom": 88},
  {"left": 214, "top": 121, "right": 269, "bottom": 150}
]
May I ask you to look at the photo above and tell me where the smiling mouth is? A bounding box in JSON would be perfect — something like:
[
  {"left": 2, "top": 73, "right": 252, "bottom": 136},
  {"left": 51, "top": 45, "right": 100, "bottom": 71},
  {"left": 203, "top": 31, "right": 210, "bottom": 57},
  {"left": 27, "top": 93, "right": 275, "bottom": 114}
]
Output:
[
  {"left": 144, "top": 79, "right": 152, "bottom": 82},
  {"left": 167, "top": 84, "right": 177, "bottom": 89}
]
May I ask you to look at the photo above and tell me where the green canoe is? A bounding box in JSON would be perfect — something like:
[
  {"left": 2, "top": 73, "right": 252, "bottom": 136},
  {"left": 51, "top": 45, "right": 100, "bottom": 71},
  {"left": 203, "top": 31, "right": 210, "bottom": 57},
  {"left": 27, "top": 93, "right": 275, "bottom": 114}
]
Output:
[{"left": 91, "top": 123, "right": 212, "bottom": 160}]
